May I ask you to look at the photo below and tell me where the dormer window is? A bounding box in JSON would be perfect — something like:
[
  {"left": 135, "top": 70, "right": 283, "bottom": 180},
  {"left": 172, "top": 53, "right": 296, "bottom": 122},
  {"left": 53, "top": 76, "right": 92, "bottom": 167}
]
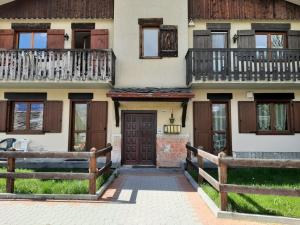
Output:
[{"left": 18, "top": 32, "right": 47, "bottom": 49}]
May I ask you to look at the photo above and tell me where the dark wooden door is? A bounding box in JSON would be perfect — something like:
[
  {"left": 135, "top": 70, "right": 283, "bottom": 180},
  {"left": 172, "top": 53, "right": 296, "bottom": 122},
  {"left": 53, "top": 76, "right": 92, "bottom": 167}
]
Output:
[{"left": 122, "top": 111, "right": 156, "bottom": 165}]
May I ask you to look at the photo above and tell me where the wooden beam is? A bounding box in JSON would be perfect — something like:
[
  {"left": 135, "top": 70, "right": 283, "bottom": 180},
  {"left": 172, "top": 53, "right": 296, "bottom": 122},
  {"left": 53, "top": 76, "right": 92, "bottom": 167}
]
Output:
[
  {"left": 114, "top": 101, "right": 120, "bottom": 127},
  {"left": 0, "top": 151, "right": 93, "bottom": 159},
  {"left": 198, "top": 149, "right": 219, "bottom": 165},
  {"left": 89, "top": 148, "right": 97, "bottom": 195},
  {"left": 220, "top": 158, "right": 300, "bottom": 169},
  {"left": 181, "top": 101, "right": 188, "bottom": 127},
  {"left": 0, "top": 172, "right": 92, "bottom": 180},
  {"left": 199, "top": 167, "right": 220, "bottom": 191},
  {"left": 220, "top": 184, "right": 300, "bottom": 197},
  {"left": 95, "top": 144, "right": 113, "bottom": 158},
  {"left": 6, "top": 150, "right": 15, "bottom": 193},
  {"left": 218, "top": 152, "right": 228, "bottom": 211}
]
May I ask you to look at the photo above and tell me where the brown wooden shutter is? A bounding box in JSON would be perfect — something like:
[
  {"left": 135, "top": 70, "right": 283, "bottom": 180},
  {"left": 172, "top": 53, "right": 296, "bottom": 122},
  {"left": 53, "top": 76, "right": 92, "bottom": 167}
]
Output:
[
  {"left": 0, "top": 101, "right": 8, "bottom": 132},
  {"left": 44, "top": 101, "right": 63, "bottom": 133},
  {"left": 237, "top": 30, "right": 255, "bottom": 48},
  {"left": 47, "top": 29, "right": 65, "bottom": 49},
  {"left": 193, "top": 101, "right": 212, "bottom": 153},
  {"left": 0, "top": 29, "right": 14, "bottom": 49},
  {"left": 91, "top": 29, "right": 109, "bottom": 49},
  {"left": 238, "top": 101, "right": 257, "bottom": 133},
  {"left": 193, "top": 30, "right": 212, "bottom": 48},
  {"left": 87, "top": 101, "right": 108, "bottom": 150},
  {"left": 288, "top": 30, "right": 300, "bottom": 49},
  {"left": 159, "top": 25, "right": 178, "bottom": 57},
  {"left": 293, "top": 102, "right": 300, "bottom": 133}
]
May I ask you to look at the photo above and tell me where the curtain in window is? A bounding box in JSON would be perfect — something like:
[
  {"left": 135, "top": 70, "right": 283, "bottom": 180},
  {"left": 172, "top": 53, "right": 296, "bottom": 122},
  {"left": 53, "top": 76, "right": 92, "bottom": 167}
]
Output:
[
  {"left": 257, "top": 104, "right": 271, "bottom": 131},
  {"left": 275, "top": 104, "right": 287, "bottom": 131}
]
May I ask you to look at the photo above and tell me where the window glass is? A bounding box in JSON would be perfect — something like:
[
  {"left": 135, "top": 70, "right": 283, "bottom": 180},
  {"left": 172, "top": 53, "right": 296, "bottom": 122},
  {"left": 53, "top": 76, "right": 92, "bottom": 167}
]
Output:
[
  {"left": 73, "top": 103, "right": 88, "bottom": 152},
  {"left": 274, "top": 104, "right": 288, "bottom": 131},
  {"left": 212, "top": 103, "right": 227, "bottom": 153},
  {"left": 212, "top": 32, "right": 227, "bottom": 48},
  {"left": 18, "top": 33, "right": 32, "bottom": 49},
  {"left": 257, "top": 104, "right": 271, "bottom": 131},
  {"left": 271, "top": 35, "right": 284, "bottom": 49},
  {"left": 33, "top": 33, "right": 47, "bottom": 49},
  {"left": 30, "top": 103, "right": 44, "bottom": 130},
  {"left": 255, "top": 35, "right": 268, "bottom": 48},
  {"left": 143, "top": 28, "right": 159, "bottom": 57},
  {"left": 13, "top": 103, "right": 28, "bottom": 130}
]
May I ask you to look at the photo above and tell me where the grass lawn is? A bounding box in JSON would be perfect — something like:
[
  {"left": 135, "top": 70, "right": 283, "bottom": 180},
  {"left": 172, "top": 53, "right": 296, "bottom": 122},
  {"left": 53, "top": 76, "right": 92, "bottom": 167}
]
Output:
[
  {"left": 0, "top": 168, "right": 112, "bottom": 195},
  {"left": 189, "top": 168, "right": 300, "bottom": 218}
]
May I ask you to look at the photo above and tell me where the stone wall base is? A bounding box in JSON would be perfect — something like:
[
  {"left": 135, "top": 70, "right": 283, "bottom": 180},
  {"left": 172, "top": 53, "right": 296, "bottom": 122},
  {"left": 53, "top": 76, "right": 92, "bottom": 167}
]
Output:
[{"left": 233, "top": 151, "right": 300, "bottom": 159}]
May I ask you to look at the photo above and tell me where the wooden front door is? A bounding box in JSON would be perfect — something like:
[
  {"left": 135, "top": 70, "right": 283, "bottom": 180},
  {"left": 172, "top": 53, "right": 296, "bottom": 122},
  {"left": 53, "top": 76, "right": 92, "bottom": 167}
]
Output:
[{"left": 122, "top": 111, "right": 157, "bottom": 165}]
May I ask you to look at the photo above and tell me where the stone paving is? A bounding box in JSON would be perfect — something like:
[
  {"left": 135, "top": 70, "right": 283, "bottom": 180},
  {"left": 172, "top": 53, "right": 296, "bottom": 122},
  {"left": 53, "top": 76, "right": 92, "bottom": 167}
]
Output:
[{"left": 0, "top": 168, "right": 279, "bottom": 225}]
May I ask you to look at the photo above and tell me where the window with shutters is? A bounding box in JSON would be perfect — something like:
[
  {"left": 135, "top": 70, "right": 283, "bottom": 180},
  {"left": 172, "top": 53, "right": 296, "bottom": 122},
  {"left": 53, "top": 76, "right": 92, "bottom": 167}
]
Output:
[
  {"left": 73, "top": 30, "right": 91, "bottom": 49},
  {"left": 255, "top": 32, "right": 287, "bottom": 49},
  {"left": 17, "top": 32, "right": 47, "bottom": 49},
  {"left": 11, "top": 101, "right": 44, "bottom": 133},
  {"left": 256, "top": 101, "right": 291, "bottom": 134},
  {"left": 139, "top": 18, "right": 178, "bottom": 59}
]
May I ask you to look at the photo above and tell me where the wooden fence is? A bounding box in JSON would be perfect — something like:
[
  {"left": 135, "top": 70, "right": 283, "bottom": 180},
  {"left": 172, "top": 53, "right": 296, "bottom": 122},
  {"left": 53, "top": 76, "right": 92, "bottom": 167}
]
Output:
[
  {"left": 0, "top": 144, "right": 113, "bottom": 196},
  {"left": 185, "top": 143, "right": 300, "bottom": 211}
]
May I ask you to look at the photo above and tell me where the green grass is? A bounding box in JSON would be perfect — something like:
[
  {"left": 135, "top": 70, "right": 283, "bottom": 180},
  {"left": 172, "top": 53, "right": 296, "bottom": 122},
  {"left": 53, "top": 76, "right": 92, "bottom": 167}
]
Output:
[
  {"left": 0, "top": 168, "right": 112, "bottom": 195},
  {"left": 188, "top": 168, "right": 300, "bottom": 218}
]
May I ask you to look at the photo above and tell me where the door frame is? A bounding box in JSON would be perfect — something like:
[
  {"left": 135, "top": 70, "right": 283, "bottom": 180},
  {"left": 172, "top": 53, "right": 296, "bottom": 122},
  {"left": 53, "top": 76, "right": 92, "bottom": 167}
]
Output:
[
  {"left": 210, "top": 100, "right": 232, "bottom": 156},
  {"left": 121, "top": 110, "right": 157, "bottom": 165},
  {"left": 68, "top": 99, "right": 91, "bottom": 152}
]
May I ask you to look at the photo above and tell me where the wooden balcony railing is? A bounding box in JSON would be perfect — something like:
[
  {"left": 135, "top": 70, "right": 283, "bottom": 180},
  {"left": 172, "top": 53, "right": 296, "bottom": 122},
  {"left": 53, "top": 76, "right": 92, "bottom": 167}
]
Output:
[
  {"left": 186, "top": 48, "right": 300, "bottom": 85},
  {"left": 0, "top": 49, "right": 116, "bottom": 85}
]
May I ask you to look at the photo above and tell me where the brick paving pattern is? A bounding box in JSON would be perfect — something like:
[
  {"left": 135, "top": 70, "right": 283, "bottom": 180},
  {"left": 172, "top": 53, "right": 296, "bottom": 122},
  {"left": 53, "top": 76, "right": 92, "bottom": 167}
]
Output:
[{"left": 0, "top": 169, "right": 280, "bottom": 225}]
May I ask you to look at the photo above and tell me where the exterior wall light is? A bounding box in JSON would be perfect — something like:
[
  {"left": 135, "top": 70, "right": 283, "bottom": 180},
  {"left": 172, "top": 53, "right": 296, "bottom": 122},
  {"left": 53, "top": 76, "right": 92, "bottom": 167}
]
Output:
[
  {"left": 233, "top": 34, "right": 239, "bottom": 43},
  {"left": 164, "top": 110, "right": 182, "bottom": 134},
  {"left": 64, "top": 33, "right": 70, "bottom": 41},
  {"left": 188, "top": 18, "right": 195, "bottom": 27}
]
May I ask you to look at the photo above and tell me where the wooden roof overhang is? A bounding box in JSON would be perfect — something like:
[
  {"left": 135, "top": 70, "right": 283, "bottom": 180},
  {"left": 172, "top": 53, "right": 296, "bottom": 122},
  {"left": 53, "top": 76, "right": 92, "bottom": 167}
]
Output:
[{"left": 107, "top": 89, "right": 195, "bottom": 128}]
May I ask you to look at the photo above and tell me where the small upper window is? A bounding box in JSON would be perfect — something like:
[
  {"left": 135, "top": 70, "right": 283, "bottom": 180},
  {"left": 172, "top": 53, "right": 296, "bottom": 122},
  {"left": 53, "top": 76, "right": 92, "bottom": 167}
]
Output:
[
  {"left": 73, "top": 30, "right": 91, "bottom": 49},
  {"left": 143, "top": 28, "right": 159, "bottom": 57},
  {"left": 255, "top": 32, "right": 286, "bottom": 49},
  {"left": 18, "top": 32, "right": 47, "bottom": 49}
]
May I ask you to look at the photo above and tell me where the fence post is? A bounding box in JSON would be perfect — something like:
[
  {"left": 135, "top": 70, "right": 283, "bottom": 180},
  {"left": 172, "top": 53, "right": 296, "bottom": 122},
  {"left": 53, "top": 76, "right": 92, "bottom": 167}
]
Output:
[
  {"left": 89, "top": 147, "right": 97, "bottom": 195},
  {"left": 6, "top": 148, "right": 16, "bottom": 193},
  {"left": 186, "top": 142, "right": 191, "bottom": 171},
  {"left": 197, "top": 146, "right": 204, "bottom": 184},
  {"left": 105, "top": 144, "right": 112, "bottom": 176},
  {"left": 218, "top": 152, "right": 228, "bottom": 211}
]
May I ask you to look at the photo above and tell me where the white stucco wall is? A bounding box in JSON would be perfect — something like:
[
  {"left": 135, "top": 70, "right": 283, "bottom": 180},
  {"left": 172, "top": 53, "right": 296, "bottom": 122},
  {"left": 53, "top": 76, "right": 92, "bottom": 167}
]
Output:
[
  {"left": 0, "top": 19, "right": 114, "bottom": 49},
  {"left": 113, "top": 0, "right": 189, "bottom": 88},
  {"left": 189, "top": 89, "right": 300, "bottom": 153},
  {"left": 188, "top": 20, "right": 300, "bottom": 48}
]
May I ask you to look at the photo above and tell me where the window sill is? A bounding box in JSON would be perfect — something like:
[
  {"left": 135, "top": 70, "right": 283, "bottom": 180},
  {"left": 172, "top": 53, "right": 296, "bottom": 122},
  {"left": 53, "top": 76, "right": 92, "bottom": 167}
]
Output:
[
  {"left": 256, "top": 131, "right": 294, "bottom": 136},
  {"left": 140, "top": 56, "right": 162, "bottom": 60}
]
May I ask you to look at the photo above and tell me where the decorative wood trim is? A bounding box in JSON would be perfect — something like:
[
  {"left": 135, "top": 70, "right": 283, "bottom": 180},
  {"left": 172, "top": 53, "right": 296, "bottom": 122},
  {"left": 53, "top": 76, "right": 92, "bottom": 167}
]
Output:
[
  {"left": 68, "top": 93, "right": 94, "bottom": 100},
  {"left": 12, "top": 23, "right": 51, "bottom": 30},
  {"left": 207, "top": 93, "right": 233, "bottom": 100},
  {"left": 251, "top": 23, "right": 291, "bottom": 31},
  {"left": 4, "top": 93, "right": 47, "bottom": 100},
  {"left": 254, "top": 93, "right": 295, "bottom": 100},
  {"left": 138, "top": 18, "right": 163, "bottom": 26},
  {"left": 207, "top": 23, "right": 231, "bottom": 31},
  {"left": 71, "top": 23, "right": 95, "bottom": 30}
]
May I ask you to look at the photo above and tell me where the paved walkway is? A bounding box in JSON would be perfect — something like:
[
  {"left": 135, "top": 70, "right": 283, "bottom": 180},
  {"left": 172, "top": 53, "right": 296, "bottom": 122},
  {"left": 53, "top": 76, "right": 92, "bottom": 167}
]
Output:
[{"left": 0, "top": 169, "right": 278, "bottom": 225}]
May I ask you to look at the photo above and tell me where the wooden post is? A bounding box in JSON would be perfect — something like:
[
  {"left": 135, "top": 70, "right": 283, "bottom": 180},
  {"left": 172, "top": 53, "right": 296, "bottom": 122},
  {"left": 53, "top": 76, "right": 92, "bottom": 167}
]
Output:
[
  {"left": 6, "top": 148, "right": 16, "bottom": 193},
  {"left": 218, "top": 152, "right": 228, "bottom": 211},
  {"left": 89, "top": 147, "right": 97, "bottom": 195},
  {"left": 186, "top": 142, "right": 191, "bottom": 171},
  {"left": 197, "top": 146, "right": 204, "bottom": 184},
  {"left": 105, "top": 144, "right": 112, "bottom": 176}
]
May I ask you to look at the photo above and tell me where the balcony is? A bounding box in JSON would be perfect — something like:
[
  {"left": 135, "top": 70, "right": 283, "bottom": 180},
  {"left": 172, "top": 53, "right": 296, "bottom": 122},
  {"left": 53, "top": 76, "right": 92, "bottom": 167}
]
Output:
[
  {"left": 0, "top": 49, "right": 115, "bottom": 87},
  {"left": 186, "top": 48, "right": 300, "bottom": 86}
]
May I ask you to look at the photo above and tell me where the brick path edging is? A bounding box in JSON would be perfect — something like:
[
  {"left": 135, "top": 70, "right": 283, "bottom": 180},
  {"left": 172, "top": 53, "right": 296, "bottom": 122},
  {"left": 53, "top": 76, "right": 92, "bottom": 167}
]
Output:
[{"left": 184, "top": 171, "right": 300, "bottom": 225}]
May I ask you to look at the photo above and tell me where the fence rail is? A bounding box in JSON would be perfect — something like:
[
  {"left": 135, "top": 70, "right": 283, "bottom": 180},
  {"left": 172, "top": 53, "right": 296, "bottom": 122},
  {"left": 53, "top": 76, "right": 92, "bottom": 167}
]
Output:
[
  {"left": 0, "top": 49, "right": 115, "bottom": 84},
  {"left": 186, "top": 48, "right": 300, "bottom": 84},
  {"left": 0, "top": 144, "right": 113, "bottom": 195},
  {"left": 185, "top": 143, "right": 300, "bottom": 211}
]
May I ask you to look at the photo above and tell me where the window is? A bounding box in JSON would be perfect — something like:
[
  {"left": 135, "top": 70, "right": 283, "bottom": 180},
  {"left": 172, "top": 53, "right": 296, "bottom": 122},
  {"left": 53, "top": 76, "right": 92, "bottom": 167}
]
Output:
[
  {"left": 18, "top": 32, "right": 47, "bottom": 49},
  {"left": 255, "top": 32, "right": 286, "bottom": 49},
  {"left": 212, "top": 32, "right": 228, "bottom": 49},
  {"left": 142, "top": 28, "right": 159, "bottom": 57},
  {"left": 73, "top": 30, "right": 91, "bottom": 49},
  {"left": 256, "top": 102, "right": 290, "bottom": 134},
  {"left": 12, "top": 102, "right": 44, "bottom": 133}
]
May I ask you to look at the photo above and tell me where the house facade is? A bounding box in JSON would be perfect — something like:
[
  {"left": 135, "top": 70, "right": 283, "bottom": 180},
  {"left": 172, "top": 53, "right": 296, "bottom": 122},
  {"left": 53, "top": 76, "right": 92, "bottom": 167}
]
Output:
[{"left": 0, "top": 0, "right": 300, "bottom": 167}]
